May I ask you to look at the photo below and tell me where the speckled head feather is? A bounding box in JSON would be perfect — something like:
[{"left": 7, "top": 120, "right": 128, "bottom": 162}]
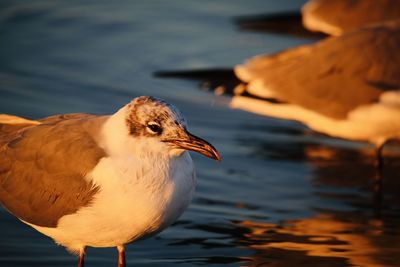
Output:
[{"left": 125, "top": 96, "right": 188, "bottom": 139}]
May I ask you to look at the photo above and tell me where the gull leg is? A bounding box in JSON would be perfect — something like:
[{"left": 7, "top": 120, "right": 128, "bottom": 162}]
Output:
[
  {"left": 117, "top": 245, "right": 126, "bottom": 267},
  {"left": 374, "top": 145, "right": 384, "bottom": 187},
  {"left": 373, "top": 144, "right": 385, "bottom": 207},
  {"left": 77, "top": 248, "right": 85, "bottom": 267}
]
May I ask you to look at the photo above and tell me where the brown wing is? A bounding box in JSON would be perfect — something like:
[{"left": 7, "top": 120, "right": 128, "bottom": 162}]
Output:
[
  {"left": 0, "top": 114, "right": 107, "bottom": 227},
  {"left": 235, "top": 21, "right": 400, "bottom": 119}
]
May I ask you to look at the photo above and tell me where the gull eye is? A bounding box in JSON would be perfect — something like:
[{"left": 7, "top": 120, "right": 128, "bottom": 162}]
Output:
[{"left": 146, "top": 122, "right": 162, "bottom": 134}]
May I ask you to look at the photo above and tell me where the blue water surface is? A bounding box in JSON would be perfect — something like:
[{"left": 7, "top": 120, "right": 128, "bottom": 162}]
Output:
[{"left": 1, "top": 1, "right": 400, "bottom": 266}]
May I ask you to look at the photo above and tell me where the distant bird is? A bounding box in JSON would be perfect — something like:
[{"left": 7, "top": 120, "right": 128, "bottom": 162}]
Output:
[
  {"left": 0, "top": 96, "right": 220, "bottom": 267},
  {"left": 235, "top": 0, "right": 400, "bottom": 38},
  {"left": 231, "top": 22, "right": 400, "bottom": 188},
  {"left": 302, "top": 0, "right": 400, "bottom": 36}
]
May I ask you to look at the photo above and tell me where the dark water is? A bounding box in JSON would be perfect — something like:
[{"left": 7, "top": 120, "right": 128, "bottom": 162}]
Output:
[{"left": 1, "top": 1, "right": 400, "bottom": 266}]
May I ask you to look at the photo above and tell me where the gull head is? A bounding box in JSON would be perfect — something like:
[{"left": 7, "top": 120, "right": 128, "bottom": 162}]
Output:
[{"left": 125, "top": 96, "right": 220, "bottom": 161}]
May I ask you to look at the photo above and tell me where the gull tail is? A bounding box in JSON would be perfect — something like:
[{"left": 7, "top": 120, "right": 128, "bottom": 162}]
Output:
[
  {"left": 154, "top": 68, "right": 241, "bottom": 95},
  {"left": 234, "top": 11, "right": 327, "bottom": 39},
  {"left": 0, "top": 114, "right": 40, "bottom": 125},
  {"left": 0, "top": 115, "right": 40, "bottom": 139}
]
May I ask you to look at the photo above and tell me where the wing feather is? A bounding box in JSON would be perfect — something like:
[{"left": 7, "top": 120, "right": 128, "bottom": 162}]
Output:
[
  {"left": 0, "top": 114, "right": 107, "bottom": 227},
  {"left": 235, "top": 22, "right": 400, "bottom": 119}
]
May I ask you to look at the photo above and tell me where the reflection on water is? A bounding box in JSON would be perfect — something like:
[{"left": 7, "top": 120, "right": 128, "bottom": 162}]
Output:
[
  {"left": 1, "top": 0, "right": 400, "bottom": 266},
  {"left": 233, "top": 139, "right": 400, "bottom": 267},
  {"left": 238, "top": 215, "right": 388, "bottom": 267}
]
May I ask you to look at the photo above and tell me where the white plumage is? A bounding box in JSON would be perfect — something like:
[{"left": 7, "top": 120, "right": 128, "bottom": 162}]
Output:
[{"left": 0, "top": 96, "right": 220, "bottom": 267}]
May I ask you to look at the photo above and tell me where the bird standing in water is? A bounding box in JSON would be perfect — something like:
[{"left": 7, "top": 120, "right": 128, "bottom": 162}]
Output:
[
  {"left": 231, "top": 22, "right": 400, "bottom": 196},
  {"left": 0, "top": 96, "right": 220, "bottom": 267}
]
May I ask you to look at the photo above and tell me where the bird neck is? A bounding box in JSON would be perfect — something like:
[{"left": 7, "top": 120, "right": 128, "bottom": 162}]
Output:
[{"left": 99, "top": 105, "right": 131, "bottom": 157}]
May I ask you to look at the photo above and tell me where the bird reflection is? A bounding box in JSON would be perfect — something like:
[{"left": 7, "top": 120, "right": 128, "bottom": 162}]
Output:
[
  {"left": 233, "top": 140, "right": 400, "bottom": 266},
  {"left": 236, "top": 213, "right": 400, "bottom": 267}
]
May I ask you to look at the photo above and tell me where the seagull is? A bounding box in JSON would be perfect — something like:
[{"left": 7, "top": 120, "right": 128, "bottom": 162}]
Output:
[
  {"left": 231, "top": 21, "right": 400, "bottom": 190},
  {"left": 302, "top": 0, "right": 400, "bottom": 36},
  {"left": 0, "top": 96, "right": 220, "bottom": 267},
  {"left": 234, "top": 0, "right": 400, "bottom": 39}
]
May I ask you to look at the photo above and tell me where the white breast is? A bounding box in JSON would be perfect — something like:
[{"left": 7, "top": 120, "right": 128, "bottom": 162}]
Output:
[{"left": 29, "top": 151, "right": 196, "bottom": 253}]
